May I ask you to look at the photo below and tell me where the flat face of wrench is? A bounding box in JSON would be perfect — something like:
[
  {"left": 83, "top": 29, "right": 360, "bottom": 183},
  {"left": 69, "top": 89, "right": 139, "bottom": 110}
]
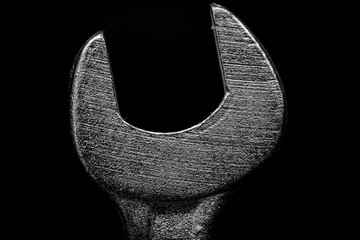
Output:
[{"left": 71, "top": 4, "right": 285, "bottom": 201}]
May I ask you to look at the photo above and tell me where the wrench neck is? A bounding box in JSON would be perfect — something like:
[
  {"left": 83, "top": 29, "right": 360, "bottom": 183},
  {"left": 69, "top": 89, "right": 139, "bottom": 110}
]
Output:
[{"left": 113, "top": 193, "right": 226, "bottom": 240}]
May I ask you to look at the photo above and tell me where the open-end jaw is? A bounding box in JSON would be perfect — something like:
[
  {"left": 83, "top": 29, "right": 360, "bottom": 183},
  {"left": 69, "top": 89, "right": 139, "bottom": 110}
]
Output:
[
  {"left": 71, "top": 4, "right": 285, "bottom": 202},
  {"left": 71, "top": 4, "right": 286, "bottom": 240}
]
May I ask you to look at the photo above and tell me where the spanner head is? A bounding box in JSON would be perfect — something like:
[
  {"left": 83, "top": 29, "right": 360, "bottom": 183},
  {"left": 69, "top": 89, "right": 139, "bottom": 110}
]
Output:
[{"left": 71, "top": 4, "right": 285, "bottom": 201}]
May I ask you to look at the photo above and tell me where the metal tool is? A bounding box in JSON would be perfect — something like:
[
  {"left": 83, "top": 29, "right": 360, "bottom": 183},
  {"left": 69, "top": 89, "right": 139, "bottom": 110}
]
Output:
[{"left": 71, "top": 3, "right": 285, "bottom": 240}]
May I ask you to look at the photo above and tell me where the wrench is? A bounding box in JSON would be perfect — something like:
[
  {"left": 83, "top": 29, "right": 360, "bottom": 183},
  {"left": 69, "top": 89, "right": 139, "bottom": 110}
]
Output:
[{"left": 71, "top": 3, "right": 285, "bottom": 240}]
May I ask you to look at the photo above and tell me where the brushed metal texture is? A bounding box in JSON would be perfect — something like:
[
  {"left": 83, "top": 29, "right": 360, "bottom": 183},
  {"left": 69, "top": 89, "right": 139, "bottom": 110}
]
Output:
[{"left": 71, "top": 4, "right": 285, "bottom": 201}]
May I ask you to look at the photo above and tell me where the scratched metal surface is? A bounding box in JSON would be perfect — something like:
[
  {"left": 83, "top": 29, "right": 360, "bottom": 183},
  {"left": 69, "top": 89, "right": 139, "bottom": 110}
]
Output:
[{"left": 71, "top": 4, "right": 285, "bottom": 201}]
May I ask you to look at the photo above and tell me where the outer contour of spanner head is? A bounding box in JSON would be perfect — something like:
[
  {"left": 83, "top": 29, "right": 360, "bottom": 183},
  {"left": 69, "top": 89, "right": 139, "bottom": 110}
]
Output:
[{"left": 71, "top": 4, "right": 286, "bottom": 202}]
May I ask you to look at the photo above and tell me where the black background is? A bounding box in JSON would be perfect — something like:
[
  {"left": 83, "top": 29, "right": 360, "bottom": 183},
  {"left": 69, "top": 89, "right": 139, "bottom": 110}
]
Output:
[{"left": 11, "top": 1, "right": 344, "bottom": 239}]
